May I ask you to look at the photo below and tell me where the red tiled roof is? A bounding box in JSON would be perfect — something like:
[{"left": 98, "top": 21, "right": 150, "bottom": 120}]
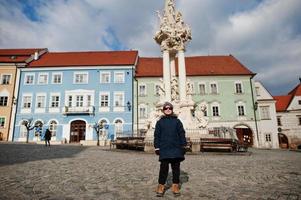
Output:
[
  {"left": 274, "top": 95, "right": 293, "bottom": 112},
  {"left": 0, "top": 48, "right": 46, "bottom": 63},
  {"left": 288, "top": 83, "right": 301, "bottom": 96},
  {"left": 28, "top": 51, "right": 138, "bottom": 67},
  {"left": 136, "top": 55, "right": 255, "bottom": 77}
]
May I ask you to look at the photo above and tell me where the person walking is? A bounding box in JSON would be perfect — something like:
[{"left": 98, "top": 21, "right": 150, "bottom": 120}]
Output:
[
  {"left": 154, "top": 102, "right": 187, "bottom": 197},
  {"left": 44, "top": 128, "right": 52, "bottom": 147}
]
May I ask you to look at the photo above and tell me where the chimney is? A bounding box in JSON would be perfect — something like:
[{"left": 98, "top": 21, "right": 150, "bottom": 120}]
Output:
[{"left": 34, "top": 52, "right": 39, "bottom": 60}]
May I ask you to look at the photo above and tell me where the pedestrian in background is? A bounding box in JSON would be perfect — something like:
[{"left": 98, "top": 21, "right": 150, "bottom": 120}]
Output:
[
  {"left": 154, "top": 102, "right": 187, "bottom": 197},
  {"left": 44, "top": 128, "right": 52, "bottom": 147}
]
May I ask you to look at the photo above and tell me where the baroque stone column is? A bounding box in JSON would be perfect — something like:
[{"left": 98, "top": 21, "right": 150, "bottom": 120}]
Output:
[
  {"left": 178, "top": 50, "right": 187, "bottom": 102},
  {"left": 163, "top": 50, "right": 171, "bottom": 102}
]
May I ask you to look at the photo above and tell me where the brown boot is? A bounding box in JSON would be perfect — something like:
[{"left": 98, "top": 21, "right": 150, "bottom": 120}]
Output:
[
  {"left": 172, "top": 184, "right": 180, "bottom": 196},
  {"left": 156, "top": 184, "right": 165, "bottom": 197}
]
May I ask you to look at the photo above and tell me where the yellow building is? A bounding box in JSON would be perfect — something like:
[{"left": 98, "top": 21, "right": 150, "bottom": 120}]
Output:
[{"left": 0, "top": 49, "right": 47, "bottom": 141}]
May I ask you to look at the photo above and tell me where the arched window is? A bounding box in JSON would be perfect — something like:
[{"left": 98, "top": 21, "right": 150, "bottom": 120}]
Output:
[
  {"left": 34, "top": 120, "right": 43, "bottom": 137},
  {"left": 99, "top": 119, "right": 108, "bottom": 139},
  {"left": 114, "top": 119, "right": 123, "bottom": 137},
  {"left": 49, "top": 120, "right": 58, "bottom": 137},
  {"left": 20, "top": 121, "right": 27, "bottom": 138}
]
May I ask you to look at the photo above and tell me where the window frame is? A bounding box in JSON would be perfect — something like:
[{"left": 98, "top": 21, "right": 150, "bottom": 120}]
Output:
[
  {"left": 198, "top": 83, "right": 206, "bottom": 95},
  {"left": 73, "top": 72, "right": 88, "bottom": 84},
  {"left": 1, "top": 74, "right": 12, "bottom": 85},
  {"left": 52, "top": 72, "right": 63, "bottom": 84},
  {"left": 260, "top": 106, "right": 271, "bottom": 120},
  {"left": 0, "top": 96, "right": 8, "bottom": 106},
  {"left": 114, "top": 72, "right": 125, "bottom": 83},
  {"left": 0, "top": 117, "right": 5, "bottom": 128},
  {"left": 37, "top": 73, "right": 48, "bottom": 85},
  {"left": 210, "top": 82, "right": 218, "bottom": 94},
  {"left": 100, "top": 72, "right": 111, "bottom": 84},
  {"left": 24, "top": 73, "right": 35, "bottom": 85},
  {"left": 235, "top": 81, "right": 243, "bottom": 94}
]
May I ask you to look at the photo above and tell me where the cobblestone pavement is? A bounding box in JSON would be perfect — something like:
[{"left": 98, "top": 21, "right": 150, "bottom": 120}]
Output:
[{"left": 0, "top": 143, "right": 300, "bottom": 200}]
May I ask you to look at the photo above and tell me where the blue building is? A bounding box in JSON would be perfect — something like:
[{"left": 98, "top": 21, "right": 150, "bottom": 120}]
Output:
[{"left": 13, "top": 51, "right": 138, "bottom": 144}]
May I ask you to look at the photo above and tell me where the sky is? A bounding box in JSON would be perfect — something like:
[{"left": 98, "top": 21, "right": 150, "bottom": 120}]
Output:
[{"left": 0, "top": 0, "right": 300, "bottom": 96}]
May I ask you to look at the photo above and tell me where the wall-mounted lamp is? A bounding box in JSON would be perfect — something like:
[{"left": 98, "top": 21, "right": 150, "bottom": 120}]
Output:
[
  {"left": 127, "top": 101, "right": 132, "bottom": 111},
  {"left": 254, "top": 102, "right": 258, "bottom": 110}
]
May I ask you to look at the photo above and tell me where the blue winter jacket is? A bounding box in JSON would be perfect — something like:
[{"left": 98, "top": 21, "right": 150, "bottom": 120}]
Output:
[{"left": 154, "top": 115, "right": 187, "bottom": 161}]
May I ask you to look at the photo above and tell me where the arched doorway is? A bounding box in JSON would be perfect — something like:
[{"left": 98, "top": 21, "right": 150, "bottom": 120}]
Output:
[
  {"left": 278, "top": 133, "right": 289, "bottom": 149},
  {"left": 70, "top": 120, "right": 86, "bottom": 143},
  {"left": 234, "top": 125, "right": 254, "bottom": 147}
]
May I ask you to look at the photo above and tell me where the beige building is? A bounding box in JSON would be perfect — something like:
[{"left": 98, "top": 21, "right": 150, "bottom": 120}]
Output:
[{"left": 0, "top": 49, "right": 47, "bottom": 141}]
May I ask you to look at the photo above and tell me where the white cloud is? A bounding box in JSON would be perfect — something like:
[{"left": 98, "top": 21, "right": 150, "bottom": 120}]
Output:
[{"left": 0, "top": 0, "right": 300, "bottom": 95}]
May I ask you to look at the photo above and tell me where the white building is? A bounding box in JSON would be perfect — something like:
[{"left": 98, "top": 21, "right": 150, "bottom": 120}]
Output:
[
  {"left": 254, "top": 82, "right": 279, "bottom": 148},
  {"left": 274, "top": 81, "right": 301, "bottom": 149}
]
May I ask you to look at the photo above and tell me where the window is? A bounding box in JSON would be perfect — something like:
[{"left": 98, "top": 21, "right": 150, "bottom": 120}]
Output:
[
  {"left": 76, "top": 95, "right": 84, "bottom": 107},
  {"left": 260, "top": 106, "right": 270, "bottom": 120},
  {"left": 100, "top": 94, "right": 109, "bottom": 107},
  {"left": 74, "top": 72, "right": 88, "bottom": 84},
  {"left": 87, "top": 95, "right": 92, "bottom": 107},
  {"left": 38, "top": 74, "right": 48, "bottom": 84},
  {"left": 199, "top": 84, "right": 206, "bottom": 95},
  {"left": 0, "top": 96, "right": 8, "bottom": 106},
  {"left": 0, "top": 117, "right": 5, "bottom": 128},
  {"left": 210, "top": 83, "right": 217, "bottom": 94},
  {"left": 255, "top": 87, "right": 260, "bottom": 96},
  {"left": 1, "top": 74, "right": 11, "bottom": 84},
  {"left": 114, "top": 72, "right": 124, "bottom": 83},
  {"left": 235, "top": 83, "right": 243, "bottom": 94},
  {"left": 115, "top": 119, "right": 123, "bottom": 136},
  {"left": 100, "top": 72, "right": 110, "bottom": 83},
  {"left": 139, "top": 85, "right": 146, "bottom": 96},
  {"left": 139, "top": 107, "right": 147, "bottom": 118},
  {"left": 23, "top": 96, "right": 32, "bottom": 108},
  {"left": 299, "top": 100, "right": 301, "bottom": 105},
  {"left": 20, "top": 123, "right": 27, "bottom": 138},
  {"left": 238, "top": 105, "right": 245, "bottom": 116},
  {"left": 25, "top": 74, "right": 34, "bottom": 85},
  {"left": 50, "top": 95, "right": 60, "bottom": 108},
  {"left": 99, "top": 119, "right": 108, "bottom": 138},
  {"left": 49, "top": 120, "right": 57, "bottom": 137},
  {"left": 277, "top": 117, "right": 282, "bottom": 126},
  {"left": 212, "top": 106, "right": 219, "bottom": 117},
  {"left": 114, "top": 93, "right": 124, "bottom": 107},
  {"left": 265, "top": 134, "right": 271, "bottom": 142},
  {"left": 36, "top": 95, "right": 45, "bottom": 108},
  {"left": 52, "top": 73, "right": 62, "bottom": 84},
  {"left": 68, "top": 96, "right": 72, "bottom": 107},
  {"left": 298, "top": 117, "right": 301, "bottom": 125}
]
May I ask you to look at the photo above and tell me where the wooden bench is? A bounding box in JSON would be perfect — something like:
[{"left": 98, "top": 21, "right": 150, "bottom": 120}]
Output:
[
  {"left": 200, "top": 138, "right": 238, "bottom": 152},
  {"left": 113, "top": 137, "right": 145, "bottom": 150}
]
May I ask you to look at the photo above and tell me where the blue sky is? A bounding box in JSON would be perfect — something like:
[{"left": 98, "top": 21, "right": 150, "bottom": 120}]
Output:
[{"left": 0, "top": 0, "right": 301, "bottom": 95}]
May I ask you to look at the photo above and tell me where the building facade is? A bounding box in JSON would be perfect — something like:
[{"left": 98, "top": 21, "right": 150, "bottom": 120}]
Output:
[
  {"left": 274, "top": 81, "right": 301, "bottom": 149},
  {"left": 12, "top": 51, "right": 138, "bottom": 145},
  {"left": 134, "top": 55, "right": 267, "bottom": 148},
  {"left": 254, "top": 81, "right": 279, "bottom": 148},
  {"left": 0, "top": 49, "right": 47, "bottom": 141}
]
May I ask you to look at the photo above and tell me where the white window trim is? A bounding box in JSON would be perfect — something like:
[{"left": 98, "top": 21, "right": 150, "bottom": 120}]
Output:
[
  {"left": 114, "top": 118, "right": 124, "bottom": 139},
  {"left": 48, "top": 119, "right": 59, "bottom": 138},
  {"left": 234, "top": 81, "right": 244, "bottom": 94},
  {"left": 52, "top": 72, "right": 63, "bottom": 84},
  {"left": 0, "top": 95, "right": 9, "bottom": 107},
  {"left": 100, "top": 72, "right": 111, "bottom": 84},
  {"left": 113, "top": 91, "right": 125, "bottom": 112},
  {"left": 1, "top": 74, "right": 12, "bottom": 85},
  {"left": 49, "top": 93, "right": 60, "bottom": 113},
  {"left": 35, "top": 93, "right": 47, "bottom": 113},
  {"left": 99, "top": 92, "right": 110, "bottom": 112},
  {"left": 210, "top": 82, "right": 218, "bottom": 94},
  {"left": 260, "top": 106, "right": 271, "bottom": 120},
  {"left": 198, "top": 82, "right": 206, "bottom": 95},
  {"left": 236, "top": 101, "right": 247, "bottom": 119},
  {"left": 37, "top": 73, "right": 49, "bottom": 85},
  {"left": 21, "top": 93, "right": 32, "bottom": 113},
  {"left": 211, "top": 103, "right": 220, "bottom": 120},
  {"left": 139, "top": 84, "right": 147, "bottom": 97},
  {"left": 0, "top": 116, "right": 6, "bottom": 128},
  {"left": 73, "top": 72, "right": 89, "bottom": 84},
  {"left": 138, "top": 104, "right": 148, "bottom": 119},
  {"left": 114, "top": 71, "right": 125, "bottom": 83},
  {"left": 24, "top": 73, "right": 35, "bottom": 85}
]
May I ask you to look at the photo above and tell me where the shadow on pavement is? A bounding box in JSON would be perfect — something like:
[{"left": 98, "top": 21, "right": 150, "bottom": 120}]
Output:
[{"left": 0, "top": 143, "right": 87, "bottom": 166}]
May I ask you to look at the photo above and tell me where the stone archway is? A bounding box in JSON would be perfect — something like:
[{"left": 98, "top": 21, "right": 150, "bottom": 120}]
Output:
[
  {"left": 234, "top": 124, "right": 254, "bottom": 147},
  {"left": 70, "top": 120, "right": 86, "bottom": 143},
  {"left": 278, "top": 133, "right": 289, "bottom": 149}
]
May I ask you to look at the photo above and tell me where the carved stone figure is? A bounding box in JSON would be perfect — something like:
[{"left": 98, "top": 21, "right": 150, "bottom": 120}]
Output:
[
  {"left": 171, "top": 77, "right": 179, "bottom": 101},
  {"left": 195, "top": 104, "right": 208, "bottom": 128}
]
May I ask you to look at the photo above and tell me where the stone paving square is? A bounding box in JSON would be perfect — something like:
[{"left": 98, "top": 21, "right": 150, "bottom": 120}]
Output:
[{"left": 0, "top": 143, "right": 300, "bottom": 200}]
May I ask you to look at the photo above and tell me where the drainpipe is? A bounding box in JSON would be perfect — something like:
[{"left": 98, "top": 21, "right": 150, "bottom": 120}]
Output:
[
  {"left": 134, "top": 77, "right": 139, "bottom": 136},
  {"left": 250, "top": 77, "right": 260, "bottom": 147}
]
